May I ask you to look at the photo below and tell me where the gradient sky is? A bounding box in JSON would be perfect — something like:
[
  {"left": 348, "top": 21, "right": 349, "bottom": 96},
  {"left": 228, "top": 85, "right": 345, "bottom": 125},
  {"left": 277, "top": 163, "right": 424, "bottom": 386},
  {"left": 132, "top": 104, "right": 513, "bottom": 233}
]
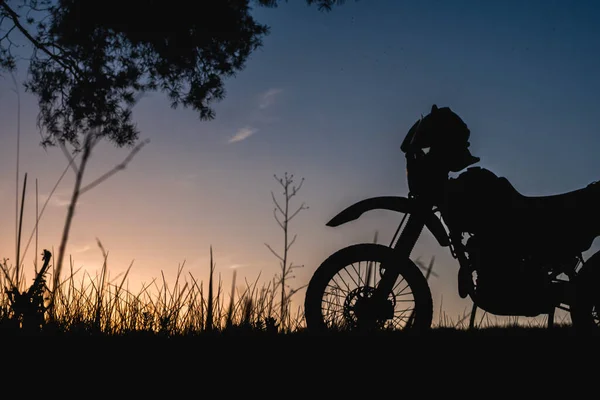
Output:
[{"left": 1, "top": 0, "right": 600, "bottom": 323}]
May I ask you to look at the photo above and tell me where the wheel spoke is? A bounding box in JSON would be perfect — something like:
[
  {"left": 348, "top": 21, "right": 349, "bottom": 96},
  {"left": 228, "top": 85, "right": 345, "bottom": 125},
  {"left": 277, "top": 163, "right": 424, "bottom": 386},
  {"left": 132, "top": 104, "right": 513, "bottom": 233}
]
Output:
[
  {"left": 319, "top": 261, "right": 419, "bottom": 331},
  {"left": 305, "top": 245, "right": 432, "bottom": 334}
]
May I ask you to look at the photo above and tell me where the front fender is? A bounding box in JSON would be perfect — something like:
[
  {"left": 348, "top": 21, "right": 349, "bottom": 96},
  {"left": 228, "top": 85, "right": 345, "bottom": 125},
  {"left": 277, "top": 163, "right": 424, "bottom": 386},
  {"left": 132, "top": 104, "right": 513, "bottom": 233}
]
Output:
[{"left": 326, "top": 196, "right": 450, "bottom": 247}]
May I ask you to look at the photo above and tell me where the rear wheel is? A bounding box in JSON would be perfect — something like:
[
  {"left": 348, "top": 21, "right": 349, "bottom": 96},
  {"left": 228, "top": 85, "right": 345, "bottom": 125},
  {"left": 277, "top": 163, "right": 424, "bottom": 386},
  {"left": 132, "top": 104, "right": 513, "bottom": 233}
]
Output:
[
  {"left": 304, "top": 243, "right": 433, "bottom": 334},
  {"left": 571, "top": 251, "right": 600, "bottom": 334}
]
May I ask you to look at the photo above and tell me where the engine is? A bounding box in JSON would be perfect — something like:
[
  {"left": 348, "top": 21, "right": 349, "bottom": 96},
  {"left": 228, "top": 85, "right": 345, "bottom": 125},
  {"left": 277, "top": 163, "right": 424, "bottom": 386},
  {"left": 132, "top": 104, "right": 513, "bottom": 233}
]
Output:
[
  {"left": 465, "top": 234, "right": 529, "bottom": 276},
  {"left": 464, "top": 233, "right": 555, "bottom": 315}
]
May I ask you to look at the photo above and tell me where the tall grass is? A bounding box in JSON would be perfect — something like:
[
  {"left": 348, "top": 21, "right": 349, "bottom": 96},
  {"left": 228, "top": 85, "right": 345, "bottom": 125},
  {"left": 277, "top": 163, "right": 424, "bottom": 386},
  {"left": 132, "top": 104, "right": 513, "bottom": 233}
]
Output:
[{"left": 0, "top": 242, "right": 307, "bottom": 335}]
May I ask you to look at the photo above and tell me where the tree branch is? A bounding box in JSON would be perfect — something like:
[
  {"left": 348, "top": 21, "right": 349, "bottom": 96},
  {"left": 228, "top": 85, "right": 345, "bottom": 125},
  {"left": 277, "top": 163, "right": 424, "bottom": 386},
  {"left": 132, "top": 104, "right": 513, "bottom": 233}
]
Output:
[
  {"left": 288, "top": 202, "right": 308, "bottom": 222},
  {"left": 0, "top": 1, "right": 80, "bottom": 78},
  {"left": 264, "top": 243, "right": 283, "bottom": 262},
  {"left": 286, "top": 234, "right": 297, "bottom": 251},
  {"left": 289, "top": 262, "right": 304, "bottom": 270},
  {"left": 270, "top": 191, "right": 284, "bottom": 215},
  {"left": 273, "top": 208, "right": 284, "bottom": 230},
  {"left": 59, "top": 140, "right": 79, "bottom": 175},
  {"left": 79, "top": 138, "right": 150, "bottom": 195},
  {"left": 291, "top": 178, "right": 304, "bottom": 196},
  {"left": 0, "top": 21, "right": 16, "bottom": 41}
]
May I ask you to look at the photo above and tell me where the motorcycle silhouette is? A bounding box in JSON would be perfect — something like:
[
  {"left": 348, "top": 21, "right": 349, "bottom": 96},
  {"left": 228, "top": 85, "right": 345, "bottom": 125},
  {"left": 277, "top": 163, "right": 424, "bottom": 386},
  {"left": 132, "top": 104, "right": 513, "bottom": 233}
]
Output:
[{"left": 304, "top": 104, "right": 600, "bottom": 333}]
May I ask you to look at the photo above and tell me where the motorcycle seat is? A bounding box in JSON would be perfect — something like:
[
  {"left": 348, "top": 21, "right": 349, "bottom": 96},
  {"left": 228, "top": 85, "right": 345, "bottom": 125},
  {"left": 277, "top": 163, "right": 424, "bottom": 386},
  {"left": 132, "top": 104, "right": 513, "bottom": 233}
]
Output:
[
  {"left": 501, "top": 178, "right": 590, "bottom": 213},
  {"left": 504, "top": 178, "right": 595, "bottom": 214},
  {"left": 499, "top": 178, "right": 600, "bottom": 250}
]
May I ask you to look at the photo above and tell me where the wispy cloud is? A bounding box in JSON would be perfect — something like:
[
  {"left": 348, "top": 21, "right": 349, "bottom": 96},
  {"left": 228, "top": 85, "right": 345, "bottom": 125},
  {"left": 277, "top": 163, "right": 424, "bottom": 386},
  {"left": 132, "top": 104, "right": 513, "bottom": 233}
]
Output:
[
  {"left": 229, "top": 263, "right": 250, "bottom": 270},
  {"left": 175, "top": 173, "right": 198, "bottom": 189},
  {"left": 73, "top": 245, "right": 91, "bottom": 254},
  {"left": 225, "top": 88, "right": 282, "bottom": 145},
  {"left": 228, "top": 126, "right": 258, "bottom": 144},
  {"left": 39, "top": 192, "right": 79, "bottom": 208},
  {"left": 51, "top": 197, "right": 72, "bottom": 207},
  {"left": 259, "top": 88, "right": 283, "bottom": 109}
]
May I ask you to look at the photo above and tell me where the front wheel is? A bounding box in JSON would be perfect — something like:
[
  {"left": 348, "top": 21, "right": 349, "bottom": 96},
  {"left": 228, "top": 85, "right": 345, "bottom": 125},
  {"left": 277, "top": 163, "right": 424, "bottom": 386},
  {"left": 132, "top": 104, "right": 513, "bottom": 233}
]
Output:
[{"left": 304, "top": 243, "right": 433, "bottom": 334}]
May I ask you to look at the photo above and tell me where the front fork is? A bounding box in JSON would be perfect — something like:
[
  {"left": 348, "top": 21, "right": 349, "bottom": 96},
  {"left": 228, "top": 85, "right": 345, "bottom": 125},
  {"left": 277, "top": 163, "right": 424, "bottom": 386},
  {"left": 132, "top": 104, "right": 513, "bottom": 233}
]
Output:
[{"left": 371, "top": 211, "right": 426, "bottom": 310}]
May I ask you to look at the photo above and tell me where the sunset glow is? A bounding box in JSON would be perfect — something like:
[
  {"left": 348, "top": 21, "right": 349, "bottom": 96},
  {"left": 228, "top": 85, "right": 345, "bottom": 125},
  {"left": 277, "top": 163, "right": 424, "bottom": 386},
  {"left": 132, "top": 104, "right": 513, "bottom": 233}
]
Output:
[{"left": 2, "top": 0, "right": 600, "bottom": 325}]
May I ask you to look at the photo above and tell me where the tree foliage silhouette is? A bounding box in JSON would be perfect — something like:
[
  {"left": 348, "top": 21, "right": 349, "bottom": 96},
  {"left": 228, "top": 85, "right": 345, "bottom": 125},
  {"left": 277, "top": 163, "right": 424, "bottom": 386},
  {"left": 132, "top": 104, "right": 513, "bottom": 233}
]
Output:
[
  {"left": 0, "top": 0, "right": 349, "bottom": 149},
  {"left": 257, "top": 0, "right": 347, "bottom": 11}
]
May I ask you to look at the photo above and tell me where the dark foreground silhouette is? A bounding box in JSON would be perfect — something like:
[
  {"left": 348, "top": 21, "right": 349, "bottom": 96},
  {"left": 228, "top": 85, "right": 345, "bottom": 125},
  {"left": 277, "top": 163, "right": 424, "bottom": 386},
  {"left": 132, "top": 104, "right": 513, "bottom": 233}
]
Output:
[
  {"left": 0, "top": 320, "right": 587, "bottom": 337},
  {"left": 304, "top": 104, "right": 600, "bottom": 335}
]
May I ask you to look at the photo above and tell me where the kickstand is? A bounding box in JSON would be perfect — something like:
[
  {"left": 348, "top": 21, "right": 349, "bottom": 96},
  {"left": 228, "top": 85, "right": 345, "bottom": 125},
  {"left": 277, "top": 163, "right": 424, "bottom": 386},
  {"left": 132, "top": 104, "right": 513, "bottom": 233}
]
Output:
[{"left": 547, "top": 309, "right": 555, "bottom": 329}]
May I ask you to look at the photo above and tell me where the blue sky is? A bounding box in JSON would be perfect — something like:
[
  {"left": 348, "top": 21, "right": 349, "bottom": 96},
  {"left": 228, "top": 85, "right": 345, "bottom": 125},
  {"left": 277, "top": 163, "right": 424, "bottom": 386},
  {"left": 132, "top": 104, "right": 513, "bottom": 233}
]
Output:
[{"left": 1, "top": 0, "right": 600, "bottom": 322}]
